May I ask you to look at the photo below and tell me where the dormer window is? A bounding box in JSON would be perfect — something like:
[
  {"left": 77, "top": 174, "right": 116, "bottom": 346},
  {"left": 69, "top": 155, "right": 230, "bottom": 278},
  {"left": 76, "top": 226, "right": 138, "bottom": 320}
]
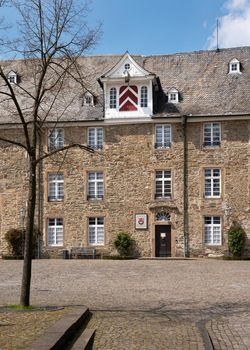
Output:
[
  {"left": 110, "top": 87, "right": 117, "bottom": 109},
  {"left": 7, "top": 71, "right": 18, "bottom": 84},
  {"left": 168, "top": 88, "right": 179, "bottom": 103},
  {"left": 83, "top": 92, "right": 94, "bottom": 106},
  {"left": 229, "top": 58, "right": 241, "bottom": 74}
]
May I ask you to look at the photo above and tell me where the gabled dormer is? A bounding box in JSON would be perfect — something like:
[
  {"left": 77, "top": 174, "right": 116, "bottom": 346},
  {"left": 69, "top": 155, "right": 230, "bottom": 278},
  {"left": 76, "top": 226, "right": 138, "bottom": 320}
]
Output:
[
  {"left": 98, "top": 53, "right": 156, "bottom": 119},
  {"left": 7, "top": 70, "right": 19, "bottom": 84}
]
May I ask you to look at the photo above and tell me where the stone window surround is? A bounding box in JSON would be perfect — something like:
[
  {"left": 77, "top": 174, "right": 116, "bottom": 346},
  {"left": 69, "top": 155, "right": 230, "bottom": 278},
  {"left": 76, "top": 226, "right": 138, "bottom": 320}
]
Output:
[
  {"left": 46, "top": 217, "right": 64, "bottom": 247},
  {"left": 47, "top": 128, "right": 65, "bottom": 152},
  {"left": 201, "top": 166, "right": 224, "bottom": 201},
  {"left": 87, "top": 171, "right": 104, "bottom": 201},
  {"left": 203, "top": 215, "right": 222, "bottom": 246},
  {"left": 45, "top": 170, "right": 67, "bottom": 203},
  {"left": 202, "top": 122, "right": 221, "bottom": 148},
  {"left": 154, "top": 169, "right": 173, "bottom": 200},
  {"left": 87, "top": 216, "right": 105, "bottom": 246},
  {"left": 154, "top": 124, "right": 172, "bottom": 149},
  {"left": 85, "top": 168, "right": 105, "bottom": 202},
  {"left": 204, "top": 168, "right": 221, "bottom": 199},
  {"left": 48, "top": 172, "right": 64, "bottom": 202},
  {"left": 87, "top": 126, "right": 104, "bottom": 150}
]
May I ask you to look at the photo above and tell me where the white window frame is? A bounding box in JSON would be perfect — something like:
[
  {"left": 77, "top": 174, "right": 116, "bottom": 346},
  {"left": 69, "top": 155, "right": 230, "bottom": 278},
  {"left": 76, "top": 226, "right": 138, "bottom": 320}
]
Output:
[
  {"left": 87, "top": 127, "right": 103, "bottom": 150},
  {"left": 140, "top": 86, "right": 148, "bottom": 107},
  {"left": 155, "top": 170, "right": 172, "bottom": 199},
  {"left": 155, "top": 124, "right": 172, "bottom": 148},
  {"left": 203, "top": 122, "right": 221, "bottom": 147},
  {"left": 110, "top": 87, "right": 117, "bottom": 109},
  {"left": 87, "top": 171, "right": 104, "bottom": 200},
  {"left": 88, "top": 217, "right": 104, "bottom": 245},
  {"left": 48, "top": 173, "right": 64, "bottom": 201},
  {"left": 83, "top": 93, "right": 94, "bottom": 106},
  {"left": 8, "top": 72, "right": 18, "bottom": 84},
  {"left": 229, "top": 58, "right": 240, "bottom": 74},
  {"left": 204, "top": 216, "right": 222, "bottom": 245},
  {"left": 48, "top": 128, "right": 64, "bottom": 152},
  {"left": 204, "top": 168, "right": 221, "bottom": 198},
  {"left": 168, "top": 88, "right": 179, "bottom": 103},
  {"left": 48, "top": 218, "right": 63, "bottom": 246}
]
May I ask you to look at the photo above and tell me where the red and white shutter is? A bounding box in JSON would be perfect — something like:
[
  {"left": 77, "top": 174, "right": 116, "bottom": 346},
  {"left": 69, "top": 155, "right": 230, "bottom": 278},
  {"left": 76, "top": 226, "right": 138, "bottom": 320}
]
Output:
[{"left": 119, "top": 86, "right": 138, "bottom": 111}]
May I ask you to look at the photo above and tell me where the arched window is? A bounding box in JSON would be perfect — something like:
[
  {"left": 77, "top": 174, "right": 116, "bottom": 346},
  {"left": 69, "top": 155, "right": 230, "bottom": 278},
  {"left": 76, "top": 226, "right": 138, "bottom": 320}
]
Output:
[
  {"left": 110, "top": 88, "right": 117, "bottom": 109},
  {"left": 140, "top": 86, "right": 148, "bottom": 107}
]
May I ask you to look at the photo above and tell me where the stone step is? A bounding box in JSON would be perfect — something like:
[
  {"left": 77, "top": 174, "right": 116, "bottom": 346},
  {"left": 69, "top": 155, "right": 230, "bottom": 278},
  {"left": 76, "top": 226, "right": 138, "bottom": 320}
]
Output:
[
  {"left": 28, "top": 306, "right": 90, "bottom": 350},
  {"left": 71, "top": 329, "right": 96, "bottom": 350}
]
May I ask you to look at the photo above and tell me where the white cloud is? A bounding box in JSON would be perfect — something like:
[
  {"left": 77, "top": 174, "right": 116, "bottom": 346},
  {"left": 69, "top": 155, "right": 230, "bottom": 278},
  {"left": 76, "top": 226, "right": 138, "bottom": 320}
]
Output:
[{"left": 207, "top": 0, "right": 250, "bottom": 49}]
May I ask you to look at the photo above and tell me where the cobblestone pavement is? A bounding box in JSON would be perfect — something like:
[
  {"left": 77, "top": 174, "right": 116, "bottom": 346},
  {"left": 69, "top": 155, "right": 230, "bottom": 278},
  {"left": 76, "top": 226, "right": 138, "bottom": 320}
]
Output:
[{"left": 0, "top": 259, "right": 250, "bottom": 349}]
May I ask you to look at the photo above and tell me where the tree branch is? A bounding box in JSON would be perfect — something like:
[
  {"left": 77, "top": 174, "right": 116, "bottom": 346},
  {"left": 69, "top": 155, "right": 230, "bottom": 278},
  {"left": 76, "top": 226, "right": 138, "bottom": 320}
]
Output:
[
  {"left": 0, "top": 136, "right": 27, "bottom": 150},
  {"left": 35, "top": 143, "right": 94, "bottom": 164}
]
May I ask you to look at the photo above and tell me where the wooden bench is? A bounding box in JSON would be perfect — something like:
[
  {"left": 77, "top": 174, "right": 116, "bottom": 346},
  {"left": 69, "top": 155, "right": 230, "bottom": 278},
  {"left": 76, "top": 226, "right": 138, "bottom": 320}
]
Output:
[{"left": 70, "top": 247, "right": 97, "bottom": 259}]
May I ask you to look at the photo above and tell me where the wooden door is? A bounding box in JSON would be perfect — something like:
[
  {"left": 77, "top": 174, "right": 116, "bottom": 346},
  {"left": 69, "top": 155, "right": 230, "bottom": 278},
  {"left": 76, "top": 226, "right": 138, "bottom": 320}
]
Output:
[{"left": 155, "top": 225, "right": 171, "bottom": 257}]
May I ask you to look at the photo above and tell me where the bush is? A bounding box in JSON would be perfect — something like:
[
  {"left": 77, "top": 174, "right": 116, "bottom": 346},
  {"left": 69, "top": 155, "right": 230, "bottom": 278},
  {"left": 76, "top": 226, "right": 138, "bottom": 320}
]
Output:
[
  {"left": 5, "top": 227, "right": 40, "bottom": 257},
  {"left": 114, "top": 233, "right": 133, "bottom": 257},
  {"left": 228, "top": 222, "right": 246, "bottom": 257}
]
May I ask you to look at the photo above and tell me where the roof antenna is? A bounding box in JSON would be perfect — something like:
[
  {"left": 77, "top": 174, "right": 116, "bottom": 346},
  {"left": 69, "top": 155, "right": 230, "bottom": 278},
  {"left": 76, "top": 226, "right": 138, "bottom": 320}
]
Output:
[{"left": 216, "top": 19, "right": 220, "bottom": 52}]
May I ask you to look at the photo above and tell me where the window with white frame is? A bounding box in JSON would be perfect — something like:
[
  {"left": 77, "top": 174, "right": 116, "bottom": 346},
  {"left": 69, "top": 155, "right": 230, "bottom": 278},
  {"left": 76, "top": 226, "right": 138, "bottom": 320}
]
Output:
[
  {"left": 204, "top": 168, "right": 221, "bottom": 198},
  {"left": 87, "top": 172, "right": 104, "bottom": 200},
  {"left": 48, "top": 128, "right": 64, "bottom": 152},
  {"left": 48, "top": 173, "right": 64, "bottom": 201},
  {"left": 7, "top": 71, "right": 18, "bottom": 84},
  {"left": 48, "top": 218, "right": 63, "bottom": 246},
  {"left": 140, "top": 86, "right": 148, "bottom": 107},
  {"left": 203, "top": 123, "right": 221, "bottom": 146},
  {"left": 204, "top": 216, "right": 221, "bottom": 245},
  {"left": 88, "top": 217, "right": 104, "bottom": 245},
  {"left": 87, "top": 127, "right": 103, "bottom": 150},
  {"left": 155, "top": 124, "right": 171, "bottom": 148},
  {"left": 155, "top": 170, "right": 172, "bottom": 199},
  {"left": 83, "top": 93, "right": 94, "bottom": 106},
  {"left": 110, "top": 87, "right": 117, "bottom": 109},
  {"left": 229, "top": 58, "right": 240, "bottom": 73},
  {"left": 168, "top": 88, "right": 179, "bottom": 103}
]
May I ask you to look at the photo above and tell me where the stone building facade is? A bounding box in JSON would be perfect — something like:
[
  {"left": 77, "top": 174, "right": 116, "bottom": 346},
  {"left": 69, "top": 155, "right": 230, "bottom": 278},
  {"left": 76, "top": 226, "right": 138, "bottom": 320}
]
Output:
[{"left": 0, "top": 48, "right": 249, "bottom": 258}]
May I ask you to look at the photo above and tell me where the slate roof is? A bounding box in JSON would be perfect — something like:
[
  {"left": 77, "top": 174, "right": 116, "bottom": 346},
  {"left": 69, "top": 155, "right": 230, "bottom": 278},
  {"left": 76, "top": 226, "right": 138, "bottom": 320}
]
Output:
[{"left": 1, "top": 46, "right": 250, "bottom": 124}]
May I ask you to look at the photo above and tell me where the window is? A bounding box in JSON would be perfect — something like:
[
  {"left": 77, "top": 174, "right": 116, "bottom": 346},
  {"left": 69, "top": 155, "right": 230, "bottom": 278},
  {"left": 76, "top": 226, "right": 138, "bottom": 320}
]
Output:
[
  {"left": 48, "top": 173, "right": 64, "bottom": 201},
  {"left": 87, "top": 172, "right": 104, "bottom": 200},
  {"left": 229, "top": 58, "right": 240, "bottom": 73},
  {"left": 87, "top": 127, "right": 103, "bottom": 150},
  {"left": 7, "top": 71, "right": 18, "bottom": 84},
  {"left": 155, "top": 170, "right": 172, "bottom": 199},
  {"left": 124, "top": 63, "right": 130, "bottom": 70},
  {"left": 204, "top": 168, "right": 221, "bottom": 198},
  {"left": 203, "top": 123, "right": 221, "bottom": 147},
  {"left": 83, "top": 93, "right": 94, "bottom": 106},
  {"left": 48, "top": 128, "right": 64, "bottom": 152},
  {"left": 110, "top": 88, "right": 117, "bottom": 109},
  {"left": 88, "top": 217, "right": 104, "bottom": 245},
  {"left": 204, "top": 216, "right": 221, "bottom": 245},
  {"left": 168, "top": 88, "right": 179, "bottom": 103},
  {"left": 140, "top": 86, "right": 148, "bottom": 107},
  {"left": 155, "top": 124, "right": 171, "bottom": 148},
  {"left": 48, "top": 218, "right": 63, "bottom": 246}
]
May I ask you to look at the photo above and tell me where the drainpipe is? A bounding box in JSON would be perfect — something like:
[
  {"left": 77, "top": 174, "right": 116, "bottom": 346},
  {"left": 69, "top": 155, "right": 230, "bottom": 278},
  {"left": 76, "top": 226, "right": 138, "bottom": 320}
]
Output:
[{"left": 181, "top": 115, "right": 189, "bottom": 257}]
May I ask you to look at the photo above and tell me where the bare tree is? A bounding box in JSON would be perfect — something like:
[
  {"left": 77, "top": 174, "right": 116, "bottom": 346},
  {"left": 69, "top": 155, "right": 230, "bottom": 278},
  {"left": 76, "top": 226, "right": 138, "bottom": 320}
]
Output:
[{"left": 0, "top": 0, "right": 101, "bottom": 306}]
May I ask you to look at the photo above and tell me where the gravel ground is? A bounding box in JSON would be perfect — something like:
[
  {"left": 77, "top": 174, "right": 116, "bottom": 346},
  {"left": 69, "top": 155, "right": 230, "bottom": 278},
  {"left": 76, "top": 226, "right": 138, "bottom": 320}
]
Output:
[{"left": 0, "top": 259, "right": 250, "bottom": 349}]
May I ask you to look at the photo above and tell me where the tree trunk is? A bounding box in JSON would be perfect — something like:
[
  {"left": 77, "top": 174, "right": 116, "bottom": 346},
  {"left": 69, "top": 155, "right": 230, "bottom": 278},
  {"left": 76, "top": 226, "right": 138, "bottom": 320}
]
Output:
[{"left": 20, "top": 158, "right": 36, "bottom": 306}]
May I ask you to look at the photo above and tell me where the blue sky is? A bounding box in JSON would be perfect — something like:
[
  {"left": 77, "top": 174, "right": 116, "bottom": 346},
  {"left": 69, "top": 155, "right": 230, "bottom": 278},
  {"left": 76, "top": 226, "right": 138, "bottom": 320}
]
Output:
[
  {"left": 88, "top": 0, "right": 225, "bottom": 55},
  {"left": 1, "top": 0, "right": 250, "bottom": 56}
]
